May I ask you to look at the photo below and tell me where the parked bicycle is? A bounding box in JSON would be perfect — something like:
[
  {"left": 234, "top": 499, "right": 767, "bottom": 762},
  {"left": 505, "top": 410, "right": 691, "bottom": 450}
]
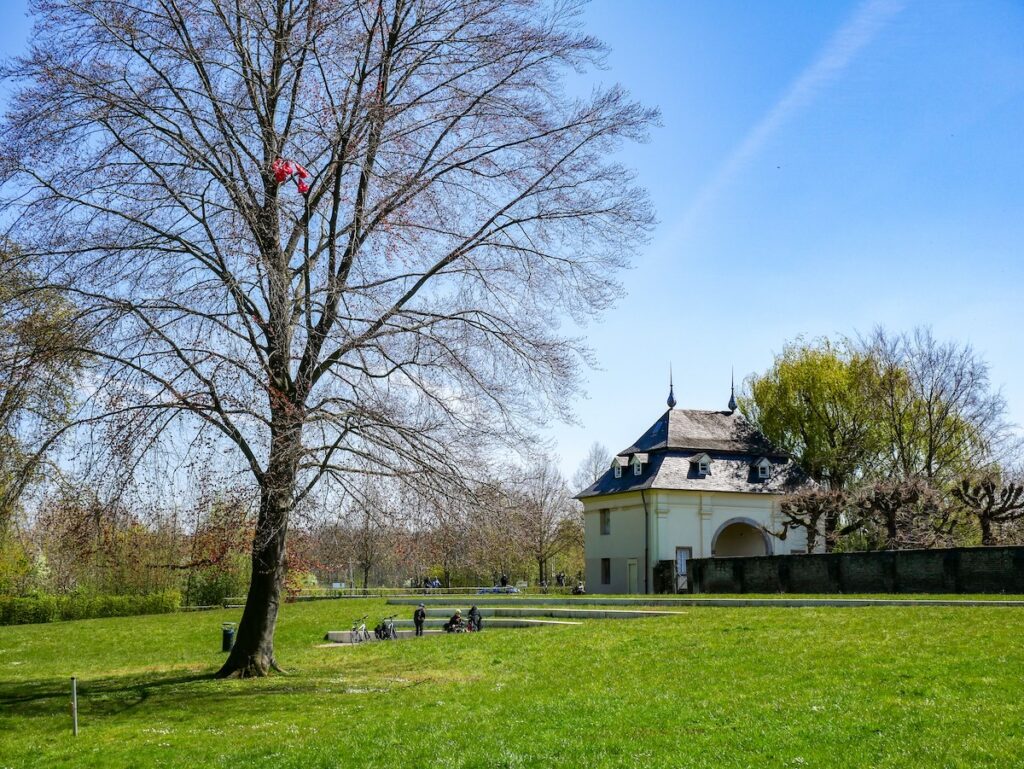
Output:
[
  {"left": 374, "top": 615, "right": 398, "bottom": 640},
  {"left": 350, "top": 615, "right": 371, "bottom": 644}
]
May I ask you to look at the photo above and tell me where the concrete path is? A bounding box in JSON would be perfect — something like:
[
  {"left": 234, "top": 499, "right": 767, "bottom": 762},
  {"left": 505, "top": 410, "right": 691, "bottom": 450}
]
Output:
[
  {"left": 387, "top": 596, "right": 1024, "bottom": 608},
  {"left": 414, "top": 606, "right": 686, "bottom": 620}
]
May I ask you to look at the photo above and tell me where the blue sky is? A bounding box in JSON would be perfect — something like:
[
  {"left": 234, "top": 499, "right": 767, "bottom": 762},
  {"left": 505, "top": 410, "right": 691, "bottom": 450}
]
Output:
[
  {"left": 555, "top": 0, "right": 1024, "bottom": 479},
  {"left": 2, "top": 0, "right": 1022, "bottom": 482}
]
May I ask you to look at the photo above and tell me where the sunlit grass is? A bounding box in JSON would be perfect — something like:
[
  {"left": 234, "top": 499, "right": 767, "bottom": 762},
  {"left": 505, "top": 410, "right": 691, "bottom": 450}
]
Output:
[{"left": 1, "top": 597, "right": 1022, "bottom": 767}]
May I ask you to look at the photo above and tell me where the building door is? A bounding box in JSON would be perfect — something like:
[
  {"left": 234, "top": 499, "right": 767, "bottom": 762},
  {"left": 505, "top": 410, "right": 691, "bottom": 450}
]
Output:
[
  {"left": 675, "top": 547, "right": 692, "bottom": 592},
  {"left": 626, "top": 559, "right": 638, "bottom": 594}
]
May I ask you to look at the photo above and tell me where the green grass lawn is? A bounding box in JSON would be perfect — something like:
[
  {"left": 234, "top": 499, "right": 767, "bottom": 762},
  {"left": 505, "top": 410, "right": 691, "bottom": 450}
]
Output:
[{"left": 2, "top": 599, "right": 1023, "bottom": 768}]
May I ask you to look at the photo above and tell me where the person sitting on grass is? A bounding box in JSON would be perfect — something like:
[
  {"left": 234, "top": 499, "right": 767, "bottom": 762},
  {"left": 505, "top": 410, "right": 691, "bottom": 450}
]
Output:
[{"left": 444, "top": 609, "right": 464, "bottom": 633}]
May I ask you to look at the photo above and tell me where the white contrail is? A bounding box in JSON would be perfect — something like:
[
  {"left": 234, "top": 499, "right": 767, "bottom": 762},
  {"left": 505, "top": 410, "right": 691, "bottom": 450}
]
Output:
[{"left": 673, "top": 0, "right": 906, "bottom": 239}]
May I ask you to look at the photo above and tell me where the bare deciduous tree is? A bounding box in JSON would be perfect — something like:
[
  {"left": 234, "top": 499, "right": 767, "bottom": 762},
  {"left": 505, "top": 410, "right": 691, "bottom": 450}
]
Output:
[
  {"left": 572, "top": 441, "right": 611, "bottom": 494},
  {"left": 1, "top": 0, "right": 653, "bottom": 675},
  {"left": 862, "top": 328, "right": 1014, "bottom": 483},
  {"left": 515, "top": 462, "right": 573, "bottom": 585}
]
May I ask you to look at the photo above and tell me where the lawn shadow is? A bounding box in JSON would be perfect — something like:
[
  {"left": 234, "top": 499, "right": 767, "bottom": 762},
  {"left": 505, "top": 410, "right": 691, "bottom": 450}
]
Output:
[
  {"left": 0, "top": 666, "right": 366, "bottom": 721},
  {"left": 0, "top": 670, "right": 218, "bottom": 719}
]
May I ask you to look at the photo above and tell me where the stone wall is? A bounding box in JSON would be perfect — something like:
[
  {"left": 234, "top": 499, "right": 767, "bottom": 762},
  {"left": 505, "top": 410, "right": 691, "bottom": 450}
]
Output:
[{"left": 687, "top": 546, "right": 1024, "bottom": 594}]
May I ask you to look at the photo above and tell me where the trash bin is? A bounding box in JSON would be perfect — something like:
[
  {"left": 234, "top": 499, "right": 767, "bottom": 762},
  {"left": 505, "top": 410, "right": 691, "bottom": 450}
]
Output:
[{"left": 221, "top": 622, "right": 237, "bottom": 652}]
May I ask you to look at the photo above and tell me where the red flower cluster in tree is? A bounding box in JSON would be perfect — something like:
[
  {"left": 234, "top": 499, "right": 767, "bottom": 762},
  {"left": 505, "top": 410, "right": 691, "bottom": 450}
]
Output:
[{"left": 271, "top": 158, "right": 311, "bottom": 195}]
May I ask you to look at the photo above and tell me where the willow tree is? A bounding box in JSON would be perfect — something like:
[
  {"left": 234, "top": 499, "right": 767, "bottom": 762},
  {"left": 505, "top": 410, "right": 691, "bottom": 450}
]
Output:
[
  {"left": 0, "top": 246, "right": 85, "bottom": 524},
  {"left": 741, "top": 339, "right": 882, "bottom": 491},
  {"left": 1, "top": 0, "right": 654, "bottom": 676}
]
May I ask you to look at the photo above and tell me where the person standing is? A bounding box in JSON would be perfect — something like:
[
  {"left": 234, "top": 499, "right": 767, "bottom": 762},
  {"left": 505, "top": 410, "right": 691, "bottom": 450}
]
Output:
[
  {"left": 469, "top": 605, "right": 482, "bottom": 632},
  {"left": 413, "top": 603, "right": 426, "bottom": 636},
  {"left": 499, "top": 573, "right": 508, "bottom": 588}
]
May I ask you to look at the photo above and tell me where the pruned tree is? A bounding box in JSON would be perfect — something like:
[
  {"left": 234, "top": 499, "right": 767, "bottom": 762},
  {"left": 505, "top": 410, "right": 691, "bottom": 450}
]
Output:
[
  {"left": 772, "top": 487, "right": 852, "bottom": 553},
  {"left": 951, "top": 476, "right": 1024, "bottom": 546},
  {"left": 854, "top": 478, "right": 947, "bottom": 550},
  {"left": 1, "top": 0, "right": 654, "bottom": 675}
]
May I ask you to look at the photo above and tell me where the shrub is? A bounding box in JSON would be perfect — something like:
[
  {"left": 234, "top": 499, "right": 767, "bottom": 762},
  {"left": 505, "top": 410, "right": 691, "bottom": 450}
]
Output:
[
  {"left": 186, "top": 557, "right": 250, "bottom": 606},
  {"left": 0, "top": 590, "right": 181, "bottom": 626}
]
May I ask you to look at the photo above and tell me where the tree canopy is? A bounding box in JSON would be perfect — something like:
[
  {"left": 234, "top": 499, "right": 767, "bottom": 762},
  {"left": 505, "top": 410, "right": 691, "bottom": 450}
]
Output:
[
  {"left": 742, "top": 330, "right": 1015, "bottom": 492},
  {"left": 0, "top": 0, "right": 654, "bottom": 675}
]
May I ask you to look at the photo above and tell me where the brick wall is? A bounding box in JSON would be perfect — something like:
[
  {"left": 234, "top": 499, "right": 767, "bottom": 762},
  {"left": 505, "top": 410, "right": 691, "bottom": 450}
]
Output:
[{"left": 688, "top": 546, "right": 1024, "bottom": 594}]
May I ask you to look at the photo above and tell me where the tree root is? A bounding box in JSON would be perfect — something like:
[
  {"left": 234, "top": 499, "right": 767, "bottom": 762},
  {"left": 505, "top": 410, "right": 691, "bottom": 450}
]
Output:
[{"left": 215, "top": 654, "right": 279, "bottom": 679}]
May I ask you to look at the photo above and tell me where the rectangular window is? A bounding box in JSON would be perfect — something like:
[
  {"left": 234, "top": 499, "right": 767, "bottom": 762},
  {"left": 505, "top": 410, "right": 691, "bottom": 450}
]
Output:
[
  {"left": 613, "top": 466, "right": 622, "bottom": 479},
  {"left": 633, "top": 462, "right": 642, "bottom": 476},
  {"left": 699, "top": 461, "right": 709, "bottom": 475},
  {"left": 758, "top": 464, "right": 769, "bottom": 479},
  {"left": 600, "top": 509, "right": 610, "bottom": 535},
  {"left": 600, "top": 558, "right": 611, "bottom": 585}
]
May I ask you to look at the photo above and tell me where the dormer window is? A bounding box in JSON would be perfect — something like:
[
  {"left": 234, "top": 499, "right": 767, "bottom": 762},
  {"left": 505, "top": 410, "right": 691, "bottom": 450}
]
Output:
[
  {"left": 630, "top": 453, "right": 649, "bottom": 477},
  {"left": 691, "top": 452, "right": 712, "bottom": 476},
  {"left": 753, "top": 457, "right": 772, "bottom": 480},
  {"left": 611, "top": 456, "right": 628, "bottom": 479}
]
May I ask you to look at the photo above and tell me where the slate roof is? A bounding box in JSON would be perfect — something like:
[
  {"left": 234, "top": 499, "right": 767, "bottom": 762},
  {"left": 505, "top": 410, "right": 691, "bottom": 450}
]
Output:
[
  {"left": 576, "top": 408, "right": 809, "bottom": 500},
  {"left": 619, "top": 408, "right": 784, "bottom": 455}
]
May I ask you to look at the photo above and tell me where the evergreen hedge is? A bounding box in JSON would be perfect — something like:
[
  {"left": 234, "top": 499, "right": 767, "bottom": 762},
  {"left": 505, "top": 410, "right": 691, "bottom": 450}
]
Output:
[{"left": 0, "top": 590, "right": 181, "bottom": 625}]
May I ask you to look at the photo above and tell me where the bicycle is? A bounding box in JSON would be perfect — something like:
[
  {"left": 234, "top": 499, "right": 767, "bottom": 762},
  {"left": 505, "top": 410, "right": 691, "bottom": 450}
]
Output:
[
  {"left": 375, "top": 614, "right": 398, "bottom": 640},
  {"left": 349, "top": 615, "right": 371, "bottom": 644}
]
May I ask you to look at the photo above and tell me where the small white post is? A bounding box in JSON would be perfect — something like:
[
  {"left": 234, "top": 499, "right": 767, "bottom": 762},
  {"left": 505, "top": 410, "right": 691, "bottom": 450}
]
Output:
[{"left": 70, "top": 676, "right": 78, "bottom": 736}]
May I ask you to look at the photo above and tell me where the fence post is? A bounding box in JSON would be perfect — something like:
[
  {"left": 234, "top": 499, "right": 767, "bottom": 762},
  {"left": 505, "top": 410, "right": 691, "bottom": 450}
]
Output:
[{"left": 70, "top": 676, "right": 78, "bottom": 736}]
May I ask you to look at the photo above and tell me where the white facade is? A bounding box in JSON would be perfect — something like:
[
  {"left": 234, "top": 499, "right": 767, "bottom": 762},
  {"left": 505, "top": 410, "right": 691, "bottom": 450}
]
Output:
[
  {"left": 577, "top": 400, "right": 815, "bottom": 594},
  {"left": 582, "top": 488, "right": 809, "bottom": 594}
]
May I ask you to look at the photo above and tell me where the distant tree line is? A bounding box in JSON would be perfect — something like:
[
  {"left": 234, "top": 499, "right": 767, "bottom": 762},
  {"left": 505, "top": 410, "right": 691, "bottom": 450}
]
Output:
[
  {"left": 0, "top": 464, "right": 584, "bottom": 602},
  {"left": 742, "top": 328, "right": 1024, "bottom": 552}
]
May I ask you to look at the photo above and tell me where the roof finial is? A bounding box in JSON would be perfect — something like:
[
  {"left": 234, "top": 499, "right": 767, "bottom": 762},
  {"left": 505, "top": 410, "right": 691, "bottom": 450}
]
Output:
[
  {"left": 728, "top": 367, "right": 737, "bottom": 413},
  {"left": 667, "top": 364, "right": 677, "bottom": 409}
]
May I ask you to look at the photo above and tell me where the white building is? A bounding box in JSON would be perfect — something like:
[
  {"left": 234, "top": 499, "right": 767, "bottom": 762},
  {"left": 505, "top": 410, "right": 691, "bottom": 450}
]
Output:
[{"left": 576, "top": 382, "right": 813, "bottom": 593}]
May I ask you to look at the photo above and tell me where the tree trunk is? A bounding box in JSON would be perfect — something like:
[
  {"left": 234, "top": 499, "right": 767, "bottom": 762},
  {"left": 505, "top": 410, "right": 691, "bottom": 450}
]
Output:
[
  {"left": 805, "top": 526, "right": 818, "bottom": 554},
  {"left": 216, "top": 424, "right": 299, "bottom": 678},
  {"left": 980, "top": 516, "right": 994, "bottom": 547},
  {"left": 823, "top": 513, "right": 837, "bottom": 553}
]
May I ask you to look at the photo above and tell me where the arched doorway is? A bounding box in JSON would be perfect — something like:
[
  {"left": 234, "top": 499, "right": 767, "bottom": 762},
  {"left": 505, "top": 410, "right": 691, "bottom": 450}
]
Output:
[{"left": 712, "top": 518, "right": 771, "bottom": 557}]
